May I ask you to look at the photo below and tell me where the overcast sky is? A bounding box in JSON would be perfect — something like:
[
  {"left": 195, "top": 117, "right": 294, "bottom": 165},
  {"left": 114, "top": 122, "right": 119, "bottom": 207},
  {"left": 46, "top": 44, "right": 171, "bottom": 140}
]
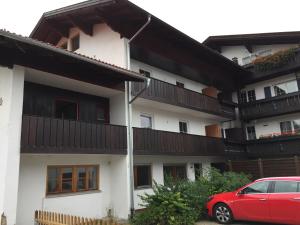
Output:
[{"left": 1, "top": 0, "right": 300, "bottom": 42}]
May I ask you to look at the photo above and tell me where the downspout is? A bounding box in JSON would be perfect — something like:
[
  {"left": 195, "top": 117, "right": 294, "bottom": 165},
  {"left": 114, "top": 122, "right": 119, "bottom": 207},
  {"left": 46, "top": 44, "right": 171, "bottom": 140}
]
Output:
[{"left": 125, "top": 15, "right": 151, "bottom": 217}]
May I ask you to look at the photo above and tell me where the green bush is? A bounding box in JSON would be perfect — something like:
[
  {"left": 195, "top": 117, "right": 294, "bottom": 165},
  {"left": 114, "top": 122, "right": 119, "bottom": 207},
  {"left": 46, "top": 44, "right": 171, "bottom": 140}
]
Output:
[{"left": 131, "top": 168, "right": 251, "bottom": 225}]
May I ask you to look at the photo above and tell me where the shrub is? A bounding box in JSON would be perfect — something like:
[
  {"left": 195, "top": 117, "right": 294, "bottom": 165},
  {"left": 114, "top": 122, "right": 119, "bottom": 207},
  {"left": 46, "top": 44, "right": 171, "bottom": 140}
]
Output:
[{"left": 131, "top": 169, "right": 251, "bottom": 225}]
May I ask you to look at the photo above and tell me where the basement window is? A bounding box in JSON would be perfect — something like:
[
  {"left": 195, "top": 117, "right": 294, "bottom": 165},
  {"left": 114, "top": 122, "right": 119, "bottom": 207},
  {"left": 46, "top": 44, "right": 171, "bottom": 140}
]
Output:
[
  {"left": 55, "top": 100, "right": 78, "bottom": 120},
  {"left": 134, "top": 165, "right": 152, "bottom": 189},
  {"left": 163, "top": 165, "right": 187, "bottom": 182},
  {"left": 140, "top": 114, "right": 152, "bottom": 129},
  {"left": 47, "top": 165, "right": 99, "bottom": 195},
  {"left": 179, "top": 121, "right": 188, "bottom": 133},
  {"left": 70, "top": 34, "right": 80, "bottom": 51}
]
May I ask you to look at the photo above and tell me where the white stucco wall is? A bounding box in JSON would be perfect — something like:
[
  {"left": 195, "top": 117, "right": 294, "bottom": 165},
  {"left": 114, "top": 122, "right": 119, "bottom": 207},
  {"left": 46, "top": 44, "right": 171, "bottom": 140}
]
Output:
[
  {"left": 221, "top": 44, "right": 299, "bottom": 65},
  {"left": 0, "top": 65, "right": 25, "bottom": 225},
  {"left": 133, "top": 156, "right": 222, "bottom": 209},
  {"left": 132, "top": 104, "right": 218, "bottom": 136},
  {"left": 110, "top": 93, "right": 127, "bottom": 126},
  {"left": 131, "top": 60, "right": 208, "bottom": 93},
  {"left": 246, "top": 112, "right": 300, "bottom": 139},
  {"left": 240, "top": 73, "right": 298, "bottom": 101},
  {"left": 58, "top": 24, "right": 127, "bottom": 68},
  {"left": 16, "top": 155, "right": 129, "bottom": 225}
]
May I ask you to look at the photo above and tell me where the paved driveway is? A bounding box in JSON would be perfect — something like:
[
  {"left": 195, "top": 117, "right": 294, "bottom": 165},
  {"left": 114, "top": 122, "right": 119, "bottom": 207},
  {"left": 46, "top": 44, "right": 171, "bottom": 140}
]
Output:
[{"left": 196, "top": 221, "right": 283, "bottom": 225}]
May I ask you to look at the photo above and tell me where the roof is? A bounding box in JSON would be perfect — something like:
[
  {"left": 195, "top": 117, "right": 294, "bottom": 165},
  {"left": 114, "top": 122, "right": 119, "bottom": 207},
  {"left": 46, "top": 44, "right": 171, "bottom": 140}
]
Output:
[
  {"left": 0, "top": 29, "right": 146, "bottom": 86},
  {"left": 30, "top": 0, "right": 249, "bottom": 91},
  {"left": 204, "top": 31, "right": 300, "bottom": 49}
]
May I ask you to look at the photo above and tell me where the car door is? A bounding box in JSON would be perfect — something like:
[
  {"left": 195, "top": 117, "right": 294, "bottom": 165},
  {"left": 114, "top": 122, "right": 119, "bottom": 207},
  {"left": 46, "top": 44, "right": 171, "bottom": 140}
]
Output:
[
  {"left": 233, "top": 181, "right": 271, "bottom": 222},
  {"left": 268, "top": 180, "right": 300, "bottom": 224}
]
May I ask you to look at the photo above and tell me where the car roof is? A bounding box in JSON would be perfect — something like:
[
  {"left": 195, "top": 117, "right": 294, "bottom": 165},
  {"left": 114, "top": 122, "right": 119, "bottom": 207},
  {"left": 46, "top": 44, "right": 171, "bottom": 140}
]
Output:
[{"left": 256, "top": 177, "right": 300, "bottom": 182}]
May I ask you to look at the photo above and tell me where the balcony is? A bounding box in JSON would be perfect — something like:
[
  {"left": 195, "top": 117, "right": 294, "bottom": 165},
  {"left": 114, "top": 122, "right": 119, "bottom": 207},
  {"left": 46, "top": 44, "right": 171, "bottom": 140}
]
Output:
[
  {"left": 133, "top": 127, "right": 229, "bottom": 156},
  {"left": 240, "top": 91, "right": 300, "bottom": 121},
  {"left": 132, "top": 78, "right": 236, "bottom": 119},
  {"left": 21, "top": 115, "right": 127, "bottom": 154},
  {"left": 246, "top": 134, "right": 300, "bottom": 158},
  {"left": 243, "top": 48, "right": 300, "bottom": 84}
]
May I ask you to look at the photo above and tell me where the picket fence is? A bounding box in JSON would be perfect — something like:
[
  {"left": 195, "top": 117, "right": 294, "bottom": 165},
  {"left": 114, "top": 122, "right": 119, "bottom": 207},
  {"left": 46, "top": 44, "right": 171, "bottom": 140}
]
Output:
[{"left": 35, "top": 211, "right": 129, "bottom": 225}]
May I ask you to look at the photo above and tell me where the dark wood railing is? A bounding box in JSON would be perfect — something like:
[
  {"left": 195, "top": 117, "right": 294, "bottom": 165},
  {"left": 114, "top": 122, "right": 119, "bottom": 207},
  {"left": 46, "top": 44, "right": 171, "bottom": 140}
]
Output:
[
  {"left": 246, "top": 135, "right": 300, "bottom": 157},
  {"left": 21, "top": 115, "right": 127, "bottom": 154},
  {"left": 133, "top": 127, "right": 226, "bottom": 156},
  {"left": 240, "top": 91, "right": 300, "bottom": 121},
  {"left": 132, "top": 78, "right": 235, "bottom": 119}
]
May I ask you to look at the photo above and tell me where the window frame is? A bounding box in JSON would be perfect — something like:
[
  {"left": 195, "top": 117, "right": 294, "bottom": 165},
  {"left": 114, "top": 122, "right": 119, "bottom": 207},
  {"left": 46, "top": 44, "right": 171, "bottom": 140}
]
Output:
[
  {"left": 140, "top": 113, "right": 153, "bottom": 129},
  {"left": 240, "top": 181, "right": 272, "bottom": 195},
  {"left": 163, "top": 164, "right": 187, "bottom": 182},
  {"left": 246, "top": 126, "right": 256, "bottom": 140},
  {"left": 55, "top": 98, "right": 79, "bottom": 121},
  {"left": 247, "top": 89, "right": 256, "bottom": 102},
  {"left": 239, "top": 91, "right": 247, "bottom": 104},
  {"left": 46, "top": 165, "right": 99, "bottom": 196},
  {"left": 271, "top": 180, "right": 300, "bottom": 193},
  {"left": 134, "top": 164, "right": 152, "bottom": 190},
  {"left": 70, "top": 34, "right": 80, "bottom": 52},
  {"left": 179, "top": 121, "right": 188, "bottom": 134}
]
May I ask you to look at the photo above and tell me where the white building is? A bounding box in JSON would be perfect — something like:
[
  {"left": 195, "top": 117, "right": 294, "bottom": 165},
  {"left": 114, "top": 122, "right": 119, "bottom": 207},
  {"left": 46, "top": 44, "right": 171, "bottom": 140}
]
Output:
[{"left": 2, "top": 1, "right": 300, "bottom": 225}]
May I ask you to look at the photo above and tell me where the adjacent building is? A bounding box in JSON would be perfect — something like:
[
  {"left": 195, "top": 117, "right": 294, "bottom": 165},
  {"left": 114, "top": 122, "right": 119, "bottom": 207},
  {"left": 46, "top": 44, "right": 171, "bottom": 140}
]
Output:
[{"left": 1, "top": 0, "right": 300, "bottom": 225}]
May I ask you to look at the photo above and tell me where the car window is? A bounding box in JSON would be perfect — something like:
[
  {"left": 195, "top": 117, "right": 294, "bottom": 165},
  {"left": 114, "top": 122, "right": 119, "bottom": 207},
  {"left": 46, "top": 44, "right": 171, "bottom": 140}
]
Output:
[
  {"left": 242, "top": 181, "right": 270, "bottom": 194},
  {"left": 273, "top": 181, "right": 298, "bottom": 193}
]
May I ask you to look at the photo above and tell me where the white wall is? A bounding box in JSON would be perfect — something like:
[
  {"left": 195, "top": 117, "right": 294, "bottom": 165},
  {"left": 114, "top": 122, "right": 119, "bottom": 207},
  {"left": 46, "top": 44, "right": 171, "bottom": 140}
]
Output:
[
  {"left": 110, "top": 93, "right": 127, "bottom": 126},
  {"left": 16, "top": 154, "right": 129, "bottom": 225},
  {"left": 131, "top": 60, "right": 208, "bottom": 94},
  {"left": 58, "top": 24, "right": 127, "bottom": 68},
  {"left": 246, "top": 112, "right": 300, "bottom": 139},
  {"left": 132, "top": 104, "right": 218, "bottom": 136},
  {"left": 221, "top": 44, "right": 299, "bottom": 66},
  {"left": 0, "top": 65, "right": 25, "bottom": 225},
  {"left": 242, "top": 73, "right": 297, "bottom": 101},
  {"left": 133, "top": 155, "right": 222, "bottom": 209}
]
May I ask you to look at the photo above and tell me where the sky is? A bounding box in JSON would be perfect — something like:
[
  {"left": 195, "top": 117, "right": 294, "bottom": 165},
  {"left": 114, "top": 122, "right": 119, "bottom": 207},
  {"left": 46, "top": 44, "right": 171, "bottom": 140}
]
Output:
[{"left": 1, "top": 0, "right": 300, "bottom": 42}]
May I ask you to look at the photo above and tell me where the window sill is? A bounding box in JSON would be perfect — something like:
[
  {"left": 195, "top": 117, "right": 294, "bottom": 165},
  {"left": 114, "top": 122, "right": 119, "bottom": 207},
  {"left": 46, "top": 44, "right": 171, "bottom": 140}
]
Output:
[
  {"left": 134, "top": 186, "right": 152, "bottom": 191},
  {"left": 46, "top": 190, "right": 101, "bottom": 198}
]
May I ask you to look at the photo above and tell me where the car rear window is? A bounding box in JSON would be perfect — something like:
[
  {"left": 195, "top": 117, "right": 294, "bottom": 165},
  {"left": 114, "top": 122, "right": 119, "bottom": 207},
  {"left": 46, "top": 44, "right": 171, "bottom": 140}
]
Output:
[{"left": 273, "top": 181, "right": 299, "bottom": 193}]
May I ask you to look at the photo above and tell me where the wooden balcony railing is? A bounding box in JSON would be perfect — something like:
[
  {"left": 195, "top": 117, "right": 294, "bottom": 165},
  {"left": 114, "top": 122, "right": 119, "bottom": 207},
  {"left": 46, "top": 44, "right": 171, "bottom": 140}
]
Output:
[
  {"left": 132, "top": 78, "right": 236, "bottom": 119},
  {"left": 246, "top": 134, "right": 300, "bottom": 157},
  {"left": 133, "top": 127, "right": 226, "bottom": 156},
  {"left": 21, "top": 115, "right": 127, "bottom": 154},
  {"left": 240, "top": 91, "right": 300, "bottom": 121}
]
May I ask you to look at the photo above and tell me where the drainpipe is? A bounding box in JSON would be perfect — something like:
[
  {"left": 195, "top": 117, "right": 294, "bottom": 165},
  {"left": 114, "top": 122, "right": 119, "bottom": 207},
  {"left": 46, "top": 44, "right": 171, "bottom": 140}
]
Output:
[{"left": 125, "top": 15, "right": 151, "bottom": 218}]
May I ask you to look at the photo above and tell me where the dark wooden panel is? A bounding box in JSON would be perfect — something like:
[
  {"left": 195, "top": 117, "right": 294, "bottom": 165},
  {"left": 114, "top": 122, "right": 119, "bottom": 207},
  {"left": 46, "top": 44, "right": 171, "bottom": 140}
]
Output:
[
  {"left": 246, "top": 135, "right": 300, "bottom": 158},
  {"left": 21, "top": 115, "right": 127, "bottom": 154},
  {"left": 240, "top": 91, "right": 300, "bottom": 121},
  {"left": 133, "top": 127, "right": 226, "bottom": 156},
  {"left": 132, "top": 78, "right": 236, "bottom": 119},
  {"left": 23, "top": 82, "right": 110, "bottom": 123}
]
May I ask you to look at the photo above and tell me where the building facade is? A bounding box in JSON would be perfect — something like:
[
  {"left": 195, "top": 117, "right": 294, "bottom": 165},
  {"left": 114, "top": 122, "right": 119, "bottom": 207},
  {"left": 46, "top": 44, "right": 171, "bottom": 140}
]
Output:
[{"left": 1, "top": 1, "right": 300, "bottom": 225}]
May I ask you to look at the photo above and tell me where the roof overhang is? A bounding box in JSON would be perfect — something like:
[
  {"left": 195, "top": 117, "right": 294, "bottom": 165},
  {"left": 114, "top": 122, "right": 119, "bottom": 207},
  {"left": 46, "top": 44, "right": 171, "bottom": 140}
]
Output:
[
  {"left": 0, "top": 30, "right": 145, "bottom": 89},
  {"left": 30, "top": 0, "right": 249, "bottom": 91}
]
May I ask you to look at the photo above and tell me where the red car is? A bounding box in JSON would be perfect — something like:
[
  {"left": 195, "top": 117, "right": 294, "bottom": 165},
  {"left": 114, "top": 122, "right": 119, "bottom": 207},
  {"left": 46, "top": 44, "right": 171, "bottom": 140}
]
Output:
[{"left": 206, "top": 177, "right": 300, "bottom": 224}]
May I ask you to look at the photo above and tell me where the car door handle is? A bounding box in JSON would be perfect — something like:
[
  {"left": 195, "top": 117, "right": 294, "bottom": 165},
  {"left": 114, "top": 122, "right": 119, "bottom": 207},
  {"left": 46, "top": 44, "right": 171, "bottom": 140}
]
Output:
[
  {"left": 259, "top": 198, "right": 267, "bottom": 201},
  {"left": 292, "top": 197, "right": 300, "bottom": 201}
]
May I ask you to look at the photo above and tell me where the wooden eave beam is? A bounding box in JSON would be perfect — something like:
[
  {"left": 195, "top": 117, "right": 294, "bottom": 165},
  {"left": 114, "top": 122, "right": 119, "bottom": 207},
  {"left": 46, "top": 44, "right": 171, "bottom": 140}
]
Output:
[
  {"left": 46, "top": 20, "right": 69, "bottom": 38},
  {"left": 67, "top": 15, "right": 93, "bottom": 36}
]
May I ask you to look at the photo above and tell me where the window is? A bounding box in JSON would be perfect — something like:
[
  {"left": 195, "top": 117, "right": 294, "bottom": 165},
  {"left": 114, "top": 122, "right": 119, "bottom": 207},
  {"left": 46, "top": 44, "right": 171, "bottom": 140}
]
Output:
[
  {"left": 163, "top": 165, "right": 187, "bottom": 181},
  {"left": 274, "top": 80, "right": 298, "bottom": 96},
  {"left": 70, "top": 34, "right": 80, "bottom": 51},
  {"left": 139, "top": 69, "right": 151, "bottom": 78},
  {"left": 179, "top": 121, "right": 188, "bottom": 133},
  {"left": 293, "top": 120, "right": 300, "bottom": 134},
  {"left": 134, "top": 165, "right": 152, "bottom": 189},
  {"left": 280, "top": 121, "right": 292, "bottom": 134},
  {"left": 246, "top": 126, "right": 256, "bottom": 140},
  {"left": 96, "top": 104, "right": 106, "bottom": 123},
  {"left": 247, "top": 90, "right": 256, "bottom": 102},
  {"left": 242, "top": 181, "right": 270, "bottom": 194},
  {"left": 273, "top": 181, "right": 299, "bottom": 193},
  {"left": 47, "top": 165, "right": 99, "bottom": 195},
  {"left": 194, "top": 163, "right": 202, "bottom": 180},
  {"left": 264, "top": 86, "right": 272, "bottom": 98},
  {"left": 55, "top": 100, "right": 78, "bottom": 120},
  {"left": 176, "top": 81, "right": 184, "bottom": 88},
  {"left": 239, "top": 91, "right": 247, "bottom": 103},
  {"left": 140, "top": 114, "right": 152, "bottom": 129}
]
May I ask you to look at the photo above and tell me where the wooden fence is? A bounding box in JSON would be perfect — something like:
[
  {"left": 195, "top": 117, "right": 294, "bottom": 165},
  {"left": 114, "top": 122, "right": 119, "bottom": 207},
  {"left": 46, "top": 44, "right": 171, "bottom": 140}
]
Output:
[
  {"left": 35, "top": 211, "right": 129, "bottom": 225},
  {"left": 228, "top": 156, "right": 300, "bottom": 179}
]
